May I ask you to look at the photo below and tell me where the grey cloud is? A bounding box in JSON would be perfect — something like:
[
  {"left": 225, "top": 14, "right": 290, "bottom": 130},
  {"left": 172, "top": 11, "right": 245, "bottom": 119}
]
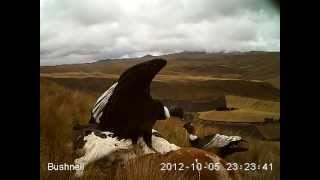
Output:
[{"left": 40, "top": 0, "right": 279, "bottom": 65}]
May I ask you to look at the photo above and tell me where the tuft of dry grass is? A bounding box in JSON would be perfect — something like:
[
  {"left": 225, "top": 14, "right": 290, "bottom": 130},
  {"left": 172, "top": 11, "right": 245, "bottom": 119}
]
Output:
[
  {"left": 40, "top": 79, "right": 279, "bottom": 180},
  {"left": 40, "top": 79, "right": 96, "bottom": 180}
]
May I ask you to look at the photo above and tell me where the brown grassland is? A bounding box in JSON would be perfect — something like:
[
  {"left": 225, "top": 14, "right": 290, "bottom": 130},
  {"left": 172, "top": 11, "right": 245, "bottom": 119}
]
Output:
[
  {"left": 40, "top": 78, "right": 279, "bottom": 180},
  {"left": 41, "top": 52, "right": 279, "bottom": 179}
]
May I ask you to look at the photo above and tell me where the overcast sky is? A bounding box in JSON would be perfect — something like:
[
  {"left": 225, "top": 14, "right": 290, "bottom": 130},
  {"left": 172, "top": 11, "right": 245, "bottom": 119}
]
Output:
[{"left": 40, "top": 0, "right": 279, "bottom": 66}]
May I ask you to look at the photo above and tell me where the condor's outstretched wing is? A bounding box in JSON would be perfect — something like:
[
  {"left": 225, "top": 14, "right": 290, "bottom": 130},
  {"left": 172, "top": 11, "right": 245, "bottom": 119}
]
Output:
[
  {"left": 89, "top": 59, "right": 167, "bottom": 139},
  {"left": 114, "top": 58, "right": 166, "bottom": 95},
  {"left": 89, "top": 82, "right": 118, "bottom": 124}
]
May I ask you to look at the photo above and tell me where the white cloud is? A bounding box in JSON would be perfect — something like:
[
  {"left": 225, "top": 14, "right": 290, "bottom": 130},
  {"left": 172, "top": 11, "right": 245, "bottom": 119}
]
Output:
[{"left": 40, "top": 0, "right": 279, "bottom": 65}]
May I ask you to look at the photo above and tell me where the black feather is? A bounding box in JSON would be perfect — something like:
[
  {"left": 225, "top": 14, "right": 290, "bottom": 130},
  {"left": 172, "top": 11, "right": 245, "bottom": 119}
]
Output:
[{"left": 91, "top": 59, "right": 167, "bottom": 147}]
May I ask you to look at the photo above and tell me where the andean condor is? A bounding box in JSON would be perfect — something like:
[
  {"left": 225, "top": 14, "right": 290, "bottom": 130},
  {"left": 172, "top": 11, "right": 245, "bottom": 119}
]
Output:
[
  {"left": 88, "top": 58, "right": 184, "bottom": 149},
  {"left": 183, "top": 122, "right": 249, "bottom": 157}
]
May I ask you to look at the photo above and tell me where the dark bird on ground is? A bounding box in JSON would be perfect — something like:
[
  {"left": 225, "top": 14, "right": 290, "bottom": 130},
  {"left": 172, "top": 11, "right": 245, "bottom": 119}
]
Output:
[
  {"left": 183, "top": 122, "right": 249, "bottom": 157},
  {"left": 88, "top": 59, "right": 184, "bottom": 149}
]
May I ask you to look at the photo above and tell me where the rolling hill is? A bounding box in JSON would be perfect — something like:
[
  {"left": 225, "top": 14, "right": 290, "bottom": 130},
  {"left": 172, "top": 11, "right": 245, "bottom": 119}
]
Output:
[{"left": 41, "top": 51, "right": 280, "bottom": 89}]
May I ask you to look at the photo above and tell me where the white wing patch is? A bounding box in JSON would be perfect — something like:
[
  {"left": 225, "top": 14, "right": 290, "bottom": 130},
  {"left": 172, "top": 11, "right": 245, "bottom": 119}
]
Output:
[
  {"left": 152, "top": 129, "right": 180, "bottom": 154},
  {"left": 74, "top": 131, "right": 132, "bottom": 177},
  {"left": 92, "top": 82, "right": 118, "bottom": 123},
  {"left": 203, "top": 134, "right": 241, "bottom": 149},
  {"left": 74, "top": 129, "right": 180, "bottom": 177}
]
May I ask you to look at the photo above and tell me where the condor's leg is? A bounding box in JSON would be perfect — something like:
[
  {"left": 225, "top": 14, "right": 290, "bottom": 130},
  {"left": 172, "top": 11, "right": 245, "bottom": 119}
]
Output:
[{"left": 142, "top": 131, "right": 159, "bottom": 153}]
